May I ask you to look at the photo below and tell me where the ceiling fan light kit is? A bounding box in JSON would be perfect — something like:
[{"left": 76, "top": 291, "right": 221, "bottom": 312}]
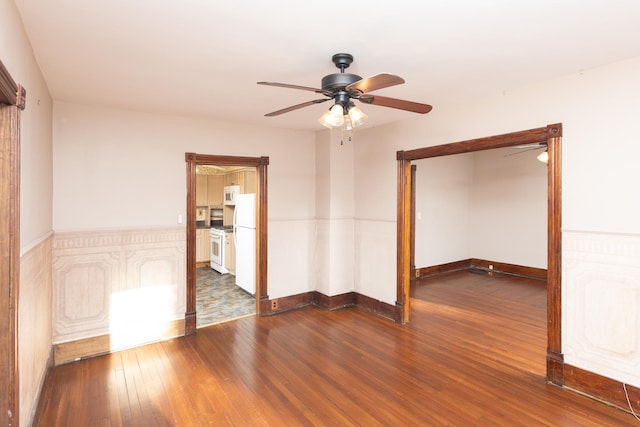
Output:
[
  {"left": 537, "top": 150, "right": 549, "bottom": 164},
  {"left": 258, "top": 53, "right": 432, "bottom": 137}
]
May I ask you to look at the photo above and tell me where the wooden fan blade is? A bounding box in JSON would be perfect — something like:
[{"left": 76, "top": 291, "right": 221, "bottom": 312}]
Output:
[
  {"left": 346, "top": 73, "right": 405, "bottom": 94},
  {"left": 258, "top": 81, "right": 331, "bottom": 96},
  {"left": 359, "top": 95, "right": 432, "bottom": 114},
  {"left": 264, "top": 98, "right": 331, "bottom": 117}
]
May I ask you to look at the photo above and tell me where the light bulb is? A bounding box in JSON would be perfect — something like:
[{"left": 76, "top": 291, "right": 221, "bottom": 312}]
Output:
[
  {"left": 348, "top": 105, "right": 368, "bottom": 128},
  {"left": 537, "top": 150, "right": 549, "bottom": 164},
  {"left": 318, "top": 104, "right": 345, "bottom": 128}
]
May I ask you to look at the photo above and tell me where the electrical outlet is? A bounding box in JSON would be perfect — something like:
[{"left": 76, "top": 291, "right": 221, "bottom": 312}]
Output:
[
  {"left": 488, "top": 265, "right": 494, "bottom": 270},
  {"left": 415, "top": 269, "right": 420, "bottom": 278},
  {"left": 271, "top": 300, "right": 278, "bottom": 311}
]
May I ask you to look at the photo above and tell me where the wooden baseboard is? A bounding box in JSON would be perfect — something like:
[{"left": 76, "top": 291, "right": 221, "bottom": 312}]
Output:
[
  {"left": 471, "top": 258, "right": 547, "bottom": 280},
  {"left": 53, "top": 318, "right": 185, "bottom": 365},
  {"left": 312, "top": 291, "right": 356, "bottom": 310},
  {"left": 563, "top": 364, "right": 640, "bottom": 415},
  {"left": 414, "top": 259, "right": 472, "bottom": 279},
  {"left": 415, "top": 258, "right": 547, "bottom": 281},
  {"left": 546, "top": 349, "right": 564, "bottom": 386},
  {"left": 266, "top": 291, "right": 396, "bottom": 321}
]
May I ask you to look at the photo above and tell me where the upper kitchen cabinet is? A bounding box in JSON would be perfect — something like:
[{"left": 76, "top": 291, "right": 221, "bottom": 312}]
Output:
[
  {"left": 207, "top": 175, "right": 224, "bottom": 206},
  {"left": 243, "top": 169, "right": 256, "bottom": 194},
  {"left": 224, "top": 171, "right": 241, "bottom": 189},
  {"left": 196, "top": 174, "right": 208, "bottom": 206},
  {"left": 224, "top": 169, "right": 256, "bottom": 194}
]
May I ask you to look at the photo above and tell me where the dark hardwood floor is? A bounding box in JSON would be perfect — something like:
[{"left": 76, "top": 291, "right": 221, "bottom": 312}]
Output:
[{"left": 34, "top": 270, "right": 637, "bottom": 426}]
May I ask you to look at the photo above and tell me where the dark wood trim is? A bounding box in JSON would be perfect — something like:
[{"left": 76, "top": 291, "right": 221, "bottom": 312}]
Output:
[
  {"left": 546, "top": 349, "right": 565, "bottom": 387},
  {"left": 312, "top": 291, "right": 356, "bottom": 310},
  {"left": 402, "top": 126, "right": 551, "bottom": 161},
  {"left": 546, "top": 124, "right": 563, "bottom": 383},
  {"left": 52, "top": 319, "right": 185, "bottom": 364},
  {"left": 0, "top": 58, "right": 22, "bottom": 427},
  {"left": 415, "top": 259, "right": 546, "bottom": 281},
  {"left": 268, "top": 292, "right": 315, "bottom": 314},
  {"left": 353, "top": 293, "right": 397, "bottom": 320},
  {"left": 470, "top": 258, "right": 547, "bottom": 281},
  {"left": 256, "top": 157, "right": 269, "bottom": 316},
  {"left": 409, "top": 165, "right": 417, "bottom": 282},
  {"left": 0, "top": 59, "right": 26, "bottom": 110},
  {"left": 397, "top": 123, "right": 563, "bottom": 383},
  {"left": 266, "top": 291, "right": 397, "bottom": 321},
  {"left": 563, "top": 364, "right": 640, "bottom": 415},
  {"left": 185, "top": 153, "right": 269, "bottom": 333},
  {"left": 185, "top": 154, "right": 197, "bottom": 335},
  {"left": 396, "top": 154, "right": 411, "bottom": 324},
  {"left": 415, "top": 259, "right": 473, "bottom": 279}
]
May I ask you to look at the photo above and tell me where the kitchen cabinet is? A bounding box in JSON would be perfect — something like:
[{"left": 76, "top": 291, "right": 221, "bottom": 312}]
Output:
[
  {"left": 196, "top": 175, "right": 208, "bottom": 206},
  {"left": 207, "top": 175, "right": 224, "bottom": 206},
  {"left": 224, "top": 171, "right": 241, "bottom": 189},
  {"left": 223, "top": 169, "right": 256, "bottom": 195},
  {"left": 196, "top": 228, "right": 210, "bottom": 263},
  {"left": 224, "top": 231, "right": 236, "bottom": 274},
  {"left": 243, "top": 169, "right": 256, "bottom": 194}
]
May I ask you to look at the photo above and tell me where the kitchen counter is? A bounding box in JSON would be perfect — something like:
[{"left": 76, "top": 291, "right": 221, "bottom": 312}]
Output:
[{"left": 212, "top": 225, "right": 234, "bottom": 232}]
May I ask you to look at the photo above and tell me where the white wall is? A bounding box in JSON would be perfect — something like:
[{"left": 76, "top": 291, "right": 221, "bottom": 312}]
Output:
[
  {"left": 414, "top": 153, "right": 474, "bottom": 266},
  {"left": 354, "top": 56, "right": 640, "bottom": 387},
  {"left": 314, "top": 130, "right": 355, "bottom": 297},
  {"left": 470, "top": 147, "right": 547, "bottom": 268},
  {"left": 1, "top": 1, "right": 54, "bottom": 426},
  {"left": 413, "top": 148, "right": 547, "bottom": 269},
  {"left": 0, "top": 0, "right": 53, "bottom": 247}
]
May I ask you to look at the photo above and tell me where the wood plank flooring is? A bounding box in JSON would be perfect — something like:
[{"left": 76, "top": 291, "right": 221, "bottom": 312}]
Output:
[{"left": 34, "top": 270, "right": 637, "bottom": 426}]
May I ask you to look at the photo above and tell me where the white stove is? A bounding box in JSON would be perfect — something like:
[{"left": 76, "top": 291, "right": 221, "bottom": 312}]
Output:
[{"left": 209, "top": 227, "right": 227, "bottom": 274}]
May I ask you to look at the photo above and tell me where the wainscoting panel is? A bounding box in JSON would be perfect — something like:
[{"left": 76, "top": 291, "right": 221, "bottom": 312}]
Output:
[
  {"left": 563, "top": 230, "right": 640, "bottom": 388},
  {"left": 19, "top": 233, "right": 53, "bottom": 425},
  {"left": 52, "top": 227, "right": 186, "bottom": 351}
]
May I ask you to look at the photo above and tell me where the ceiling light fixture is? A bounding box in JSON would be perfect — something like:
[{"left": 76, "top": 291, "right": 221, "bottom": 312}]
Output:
[{"left": 318, "top": 102, "right": 368, "bottom": 130}]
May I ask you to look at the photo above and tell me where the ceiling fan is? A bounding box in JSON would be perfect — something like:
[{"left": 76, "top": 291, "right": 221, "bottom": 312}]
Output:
[{"left": 257, "top": 53, "right": 432, "bottom": 129}]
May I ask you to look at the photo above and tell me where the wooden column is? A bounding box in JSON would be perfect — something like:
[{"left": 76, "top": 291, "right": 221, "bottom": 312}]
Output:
[
  {"left": 545, "top": 123, "right": 564, "bottom": 384},
  {"left": 184, "top": 153, "right": 197, "bottom": 335},
  {"left": 257, "top": 157, "right": 269, "bottom": 315},
  {"left": 0, "top": 59, "right": 25, "bottom": 427},
  {"left": 396, "top": 151, "right": 412, "bottom": 324}
]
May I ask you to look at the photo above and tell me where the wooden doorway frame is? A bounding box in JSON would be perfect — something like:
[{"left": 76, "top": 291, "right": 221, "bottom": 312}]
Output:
[
  {"left": 396, "top": 123, "right": 563, "bottom": 384},
  {"left": 184, "top": 153, "right": 269, "bottom": 335},
  {"left": 0, "top": 59, "right": 26, "bottom": 427}
]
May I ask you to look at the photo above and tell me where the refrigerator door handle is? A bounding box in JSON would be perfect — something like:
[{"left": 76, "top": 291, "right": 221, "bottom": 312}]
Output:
[{"left": 233, "top": 205, "right": 238, "bottom": 247}]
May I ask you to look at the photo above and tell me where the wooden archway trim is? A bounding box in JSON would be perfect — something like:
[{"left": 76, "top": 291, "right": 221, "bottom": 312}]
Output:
[
  {"left": 396, "top": 123, "right": 562, "bottom": 384},
  {"left": 184, "top": 153, "right": 269, "bottom": 335},
  {"left": 0, "top": 58, "right": 25, "bottom": 426}
]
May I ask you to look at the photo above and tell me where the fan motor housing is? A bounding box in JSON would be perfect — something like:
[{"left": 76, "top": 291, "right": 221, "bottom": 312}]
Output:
[{"left": 321, "top": 73, "right": 362, "bottom": 91}]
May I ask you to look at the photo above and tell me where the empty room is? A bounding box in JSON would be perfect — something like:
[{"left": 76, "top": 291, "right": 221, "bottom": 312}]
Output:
[{"left": 2, "top": 1, "right": 640, "bottom": 425}]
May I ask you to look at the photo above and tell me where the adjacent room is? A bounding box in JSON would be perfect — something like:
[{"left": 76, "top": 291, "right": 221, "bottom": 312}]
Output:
[{"left": 2, "top": 1, "right": 640, "bottom": 425}]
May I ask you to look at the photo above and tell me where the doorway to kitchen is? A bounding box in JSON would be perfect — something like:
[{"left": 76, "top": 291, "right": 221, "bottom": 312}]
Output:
[
  {"left": 185, "top": 153, "right": 269, "bottom": 335},
  {"left": 196, "top": 164, "right": 256, "bottom": 327}
]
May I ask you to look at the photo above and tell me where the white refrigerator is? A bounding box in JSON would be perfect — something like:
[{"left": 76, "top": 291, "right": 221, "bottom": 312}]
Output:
[{"left": 233, "top": 193, "right": 256, "bottom": 295}]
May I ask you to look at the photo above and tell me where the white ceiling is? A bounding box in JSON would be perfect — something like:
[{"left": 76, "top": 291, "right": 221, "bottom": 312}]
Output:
[{"left": 13, "top": 0, "right": 640, "bottom": 131}]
